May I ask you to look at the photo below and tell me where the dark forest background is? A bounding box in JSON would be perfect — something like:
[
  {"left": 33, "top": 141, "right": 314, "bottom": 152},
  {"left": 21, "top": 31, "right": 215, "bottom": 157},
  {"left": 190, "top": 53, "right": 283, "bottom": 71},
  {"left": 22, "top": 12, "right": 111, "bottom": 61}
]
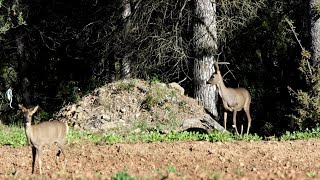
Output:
[{"left": 0, "top": 0, "right": 318, "bottom": 136}]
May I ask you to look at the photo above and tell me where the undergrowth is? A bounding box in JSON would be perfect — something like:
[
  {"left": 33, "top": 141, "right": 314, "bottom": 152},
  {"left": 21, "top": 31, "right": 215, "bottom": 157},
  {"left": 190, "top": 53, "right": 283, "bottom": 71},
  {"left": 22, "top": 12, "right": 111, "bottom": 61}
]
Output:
[{"left": 288, "top": 53, "right": 320, "bottom": 130}]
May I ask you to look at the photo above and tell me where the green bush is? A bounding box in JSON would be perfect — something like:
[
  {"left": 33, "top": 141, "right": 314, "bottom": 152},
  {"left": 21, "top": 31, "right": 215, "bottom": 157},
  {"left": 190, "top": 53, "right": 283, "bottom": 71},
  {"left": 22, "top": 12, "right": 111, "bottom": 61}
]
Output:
[{"left": 289, "top": 50, "right": 320, "bottom": 130}]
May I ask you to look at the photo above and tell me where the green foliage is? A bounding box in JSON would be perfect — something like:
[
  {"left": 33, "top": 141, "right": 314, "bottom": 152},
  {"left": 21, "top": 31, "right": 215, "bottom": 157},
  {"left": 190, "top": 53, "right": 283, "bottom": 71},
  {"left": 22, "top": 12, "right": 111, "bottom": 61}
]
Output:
[
  {"left": 289, "top": 50, "right": 320, "bottom": 130},
  {"left": 56, "top": 81, "right": 81, "bottom": 103},
  {"left": 149, "top": 74, "right": 161, "bottom": 85},
  {"left": 0, "top": 0, "right": 26, "bottom": 35},
  {"left": 112, "top": 171, "right": 136, "bottom": 180},
  {"left": 306, "top": 171, "right": 317, "bottom": 178},
  {"left": 117, "top": 79, "right": 137, "bottom": 92},
  {"left": 0, "top": 124, "right": 26, "bottom": 147},
  {"left": 166, "top": 165, "right": 176, "bottom": 173},
  {"left": 102, "top": 133, "right": 122, "bottom": 145},
  {"left": 211, "top": 171, "right": 224, "bottom": 180},
  {"left": 67, "top": 130, "right": 104, "bottom": 144},
  {"left": 217, "top": 0, "right": 266, "bottom": 44},
  {"left": 64, "top": 128, "right": 263, "bottom": 145},
  {"left": 33, "top": 109, "right": 51, "bottom": 124},
  {"left": 314, "top": 1, "right": 320, "bottom": 14},
  {"left": 280, "top": 128, "right": 320, "bottom": 141}
]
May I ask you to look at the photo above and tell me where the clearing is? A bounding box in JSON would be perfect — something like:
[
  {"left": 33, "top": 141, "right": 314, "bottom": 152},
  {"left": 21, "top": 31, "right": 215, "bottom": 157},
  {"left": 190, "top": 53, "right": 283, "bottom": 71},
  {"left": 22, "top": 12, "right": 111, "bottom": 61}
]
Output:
[{"left": 0, "top": 139, "right": 320, "bottom": 179}]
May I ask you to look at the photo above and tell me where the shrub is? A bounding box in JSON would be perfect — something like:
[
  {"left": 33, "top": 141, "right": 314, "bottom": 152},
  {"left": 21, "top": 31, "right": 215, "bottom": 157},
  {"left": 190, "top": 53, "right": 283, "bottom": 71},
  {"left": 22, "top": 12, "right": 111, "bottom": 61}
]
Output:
[{"left": 289, "top": 49, "right": 320, "bottom": 130}]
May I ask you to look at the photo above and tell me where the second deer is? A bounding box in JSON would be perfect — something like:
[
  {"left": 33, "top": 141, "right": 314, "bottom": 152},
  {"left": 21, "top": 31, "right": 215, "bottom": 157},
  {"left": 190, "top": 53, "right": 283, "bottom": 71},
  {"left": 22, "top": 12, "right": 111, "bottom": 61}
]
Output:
[
  {"left": 19, "top": 104, "right": 69, "bottom": 175},
  {"left": 207, "top": 63, "right": 252, "bottom": 135}
]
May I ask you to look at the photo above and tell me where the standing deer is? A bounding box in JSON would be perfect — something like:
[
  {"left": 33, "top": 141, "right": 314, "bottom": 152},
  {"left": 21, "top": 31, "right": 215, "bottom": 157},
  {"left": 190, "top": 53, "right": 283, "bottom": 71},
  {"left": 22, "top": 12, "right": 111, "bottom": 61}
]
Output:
[
  {"left": 19, "top": 104, "right": 68, "bottom": 174},
  {"left": 207, "top": 63, "right": 252, "bottom": 135}
]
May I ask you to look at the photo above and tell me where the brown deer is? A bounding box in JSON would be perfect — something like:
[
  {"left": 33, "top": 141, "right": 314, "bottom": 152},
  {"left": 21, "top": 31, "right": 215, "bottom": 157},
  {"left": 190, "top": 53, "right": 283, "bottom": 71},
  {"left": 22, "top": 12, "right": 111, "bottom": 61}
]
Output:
[
  {"left": 19, "top": 104, "right": 69, "bottom": 175},
  {"left": 207, "top": 63, "right": 252, "bottom": 135}
]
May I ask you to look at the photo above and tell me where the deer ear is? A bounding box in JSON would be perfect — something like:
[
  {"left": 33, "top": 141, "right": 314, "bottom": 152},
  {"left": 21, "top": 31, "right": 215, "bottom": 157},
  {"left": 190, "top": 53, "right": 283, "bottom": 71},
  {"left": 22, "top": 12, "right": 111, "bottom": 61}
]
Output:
[
  {"left": 18, "top": 104, "right": 27, "bottom": 112},
  {"left": 214, "top": 63, "right": 220, "bottom": 73},
  {"left": 31, "top": 105, "right": 39, "bottom": 114}
]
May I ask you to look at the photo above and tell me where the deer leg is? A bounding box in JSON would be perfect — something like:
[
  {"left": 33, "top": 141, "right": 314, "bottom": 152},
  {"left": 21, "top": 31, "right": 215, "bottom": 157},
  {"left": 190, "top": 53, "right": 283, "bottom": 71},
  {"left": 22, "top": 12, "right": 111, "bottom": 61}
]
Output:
[
  {"left": 223, "top": 111, "right": 227, "bottom": 131},
  {"left": 31, "top": 146, "right": 36, "bottom": 174},
  {"left": 245, "top": 108, "right": 252, "bottom": 135},
  {"left": 37, "top": 148, "right": 43, "bottom": 175},
  {"left": 56, "top": 149, "right": 61, "bottom": 165},
  {"left": 57, "top": 144, "right": 67, "bottom": 170},
  {"left": 232, "top": 110, "right": 239, "bottom": 134}
]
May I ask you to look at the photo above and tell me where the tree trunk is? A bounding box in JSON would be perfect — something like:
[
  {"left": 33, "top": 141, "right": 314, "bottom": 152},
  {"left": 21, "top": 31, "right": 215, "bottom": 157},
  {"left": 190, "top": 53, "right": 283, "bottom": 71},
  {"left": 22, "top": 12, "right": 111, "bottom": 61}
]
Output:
[
  {"left": 193, "top": 0, "right": 218, "bottom": 117},
  {"left": 121, "top": 0, "right": 131, "bottom": 79},
  {"left": 108, "top": 51, "right": 116, "bottom": 81},
  {"left": 310, "top": 0, "right": 320, "bottom": 65},
  {"left": 16, "top": 34, "right": 31, "bottom": 106}
]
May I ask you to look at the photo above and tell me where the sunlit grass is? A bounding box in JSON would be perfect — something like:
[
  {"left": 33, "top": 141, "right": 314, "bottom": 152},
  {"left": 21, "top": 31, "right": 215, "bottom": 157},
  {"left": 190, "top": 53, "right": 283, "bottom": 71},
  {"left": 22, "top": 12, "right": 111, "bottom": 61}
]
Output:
[{"left": 2, "top": 123, "right": 320, "bottom": 148}]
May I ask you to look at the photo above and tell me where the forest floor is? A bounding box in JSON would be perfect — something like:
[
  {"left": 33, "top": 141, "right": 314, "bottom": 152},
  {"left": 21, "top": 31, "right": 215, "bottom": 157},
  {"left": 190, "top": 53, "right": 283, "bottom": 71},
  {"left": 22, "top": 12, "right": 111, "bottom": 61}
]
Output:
[{"left": 0, "top": 138, "right": 320, "bottom": 179}]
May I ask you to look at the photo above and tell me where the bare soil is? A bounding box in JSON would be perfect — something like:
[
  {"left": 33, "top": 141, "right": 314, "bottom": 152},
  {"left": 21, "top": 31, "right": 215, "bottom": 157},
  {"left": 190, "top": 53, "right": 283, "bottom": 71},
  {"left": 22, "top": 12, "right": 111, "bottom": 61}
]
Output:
[{"left": 1, "top": 139, "right": 320, "bottom": 179}]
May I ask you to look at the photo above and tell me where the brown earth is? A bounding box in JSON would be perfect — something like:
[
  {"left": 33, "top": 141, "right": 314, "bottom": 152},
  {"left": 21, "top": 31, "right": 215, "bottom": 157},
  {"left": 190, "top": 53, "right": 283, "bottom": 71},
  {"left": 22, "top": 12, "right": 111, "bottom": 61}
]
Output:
[{"left": 1, "top": 139, "right": 320, "bottom": 179}]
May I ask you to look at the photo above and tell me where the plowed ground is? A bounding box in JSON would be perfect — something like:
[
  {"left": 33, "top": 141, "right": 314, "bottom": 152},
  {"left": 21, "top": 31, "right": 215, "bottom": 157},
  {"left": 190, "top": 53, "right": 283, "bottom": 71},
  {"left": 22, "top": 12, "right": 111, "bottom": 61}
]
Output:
[{"left": 1, "top": 139, "right": 320, "bottom": 179}]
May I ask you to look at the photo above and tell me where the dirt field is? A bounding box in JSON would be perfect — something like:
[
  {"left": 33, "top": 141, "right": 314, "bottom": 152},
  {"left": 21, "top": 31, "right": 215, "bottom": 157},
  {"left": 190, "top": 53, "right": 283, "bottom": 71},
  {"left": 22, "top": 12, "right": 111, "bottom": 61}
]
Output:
[{"left": 0, "top": 139, "right": 320, "bottom": 179}]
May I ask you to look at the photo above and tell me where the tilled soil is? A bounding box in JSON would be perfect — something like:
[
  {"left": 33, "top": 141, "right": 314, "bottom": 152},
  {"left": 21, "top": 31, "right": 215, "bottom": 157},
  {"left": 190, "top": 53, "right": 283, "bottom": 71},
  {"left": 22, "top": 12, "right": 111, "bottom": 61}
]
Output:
[{"left": 0, "top": 139, "right": 320, "bottom": 179}]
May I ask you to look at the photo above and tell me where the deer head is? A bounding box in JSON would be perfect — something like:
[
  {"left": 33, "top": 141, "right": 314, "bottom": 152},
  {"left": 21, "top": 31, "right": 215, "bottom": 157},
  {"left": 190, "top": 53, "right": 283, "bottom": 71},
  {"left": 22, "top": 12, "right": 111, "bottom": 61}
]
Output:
[
  {"left": 207, "top": 63, "right": 223, "bottom": 85},
  {"left": 19, "top": 104, "right": 39, "bottom": 124}
]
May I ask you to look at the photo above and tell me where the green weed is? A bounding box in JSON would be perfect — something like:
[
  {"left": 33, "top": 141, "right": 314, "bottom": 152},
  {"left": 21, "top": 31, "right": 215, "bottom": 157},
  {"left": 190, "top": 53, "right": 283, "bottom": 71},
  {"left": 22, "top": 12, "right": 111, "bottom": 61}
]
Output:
[
  {"left": 306, "top": 171, "right": 317, "bottom": 178},
  {"left": 117, "top": 80, "right": 137, "bottom": 92},
  {"left": 211, "top": 171, "right": 224, "bottom": 180},
  {"left": 167, "top": 165, "right": 176, "bottom": 173},
  {"left": 112, "top": 170, "right": 136, "bottom": 180},
  {"left": 280, "top": 127, "right": 320, "bottom": 141}
]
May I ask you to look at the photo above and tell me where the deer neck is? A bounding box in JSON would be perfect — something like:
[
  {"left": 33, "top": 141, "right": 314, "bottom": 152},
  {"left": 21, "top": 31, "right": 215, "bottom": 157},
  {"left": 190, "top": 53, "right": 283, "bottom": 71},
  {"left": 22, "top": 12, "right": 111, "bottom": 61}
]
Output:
[
  {"left": 25, "top": 122, "right": 33, "bottom": 145},
  {"left": 217, "top": 79, "right": 229, "bottom": 98}
]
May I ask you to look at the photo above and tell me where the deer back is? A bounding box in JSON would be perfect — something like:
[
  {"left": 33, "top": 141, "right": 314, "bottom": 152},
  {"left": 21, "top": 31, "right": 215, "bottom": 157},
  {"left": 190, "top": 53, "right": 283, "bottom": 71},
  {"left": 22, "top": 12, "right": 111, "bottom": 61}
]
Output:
[{"left": 29, "top": 120, "right": 68, "bottom": 146}]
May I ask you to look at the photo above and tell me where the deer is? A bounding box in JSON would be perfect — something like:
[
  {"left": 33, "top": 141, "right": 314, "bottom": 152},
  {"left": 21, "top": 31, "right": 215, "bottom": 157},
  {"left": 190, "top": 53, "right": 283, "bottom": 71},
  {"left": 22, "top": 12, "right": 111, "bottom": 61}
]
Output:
[
  {"left": 207, "top": 63, "right": 252, "bottom": 135},
  {"left": 18, "top": 104, "right": 69, "bottom": 175}
]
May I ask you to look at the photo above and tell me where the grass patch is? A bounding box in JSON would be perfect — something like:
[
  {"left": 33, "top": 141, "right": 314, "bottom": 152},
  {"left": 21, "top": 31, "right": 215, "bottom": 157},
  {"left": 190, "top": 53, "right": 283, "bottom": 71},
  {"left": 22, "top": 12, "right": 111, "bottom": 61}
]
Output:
[
  {"left": 3, "top": 123, "right": 320, "bottom": 148},
  {"left": 117, "top": 79, "right": 137, "bottom": 92},
  {"left": 0, "top": 124, "right": 26, "bottom": 147},
  {"left": 280, "top": 127, "right": 320, "bottom": 141}
]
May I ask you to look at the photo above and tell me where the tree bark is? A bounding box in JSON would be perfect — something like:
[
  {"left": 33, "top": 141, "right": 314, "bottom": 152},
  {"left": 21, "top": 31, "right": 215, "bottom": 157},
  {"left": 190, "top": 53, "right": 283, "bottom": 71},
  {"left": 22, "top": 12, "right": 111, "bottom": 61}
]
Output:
[
  {"left": 193, "top": 0, "right": 218, "bottom": 117},
  {"left": 16, "top": 34, "right": 31, "bottom": 106},
  {"left": 121, "top": 0, "right": 132, "bottom": 79},
  {"left": 310, "top": 0, "right": 320, "bottom": 65}
]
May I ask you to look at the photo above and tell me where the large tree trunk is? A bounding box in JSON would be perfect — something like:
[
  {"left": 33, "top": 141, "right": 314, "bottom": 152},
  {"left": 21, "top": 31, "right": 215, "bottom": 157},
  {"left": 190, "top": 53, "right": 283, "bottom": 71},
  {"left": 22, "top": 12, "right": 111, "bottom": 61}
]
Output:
[
  {"left": 193, "top": 0, "right": 218, "bottom": 117},
  {"left": 121, "top": 0, "right": 132, "bottom": 79},
  {"left": 16, "top": 34, "right": 31, "bottom": 106},
  {"left": 310, "top": 0, "right": 320, "bottom": 65},
  {"left": 108, "top": 51, "right": 116, "bottom": 81}
]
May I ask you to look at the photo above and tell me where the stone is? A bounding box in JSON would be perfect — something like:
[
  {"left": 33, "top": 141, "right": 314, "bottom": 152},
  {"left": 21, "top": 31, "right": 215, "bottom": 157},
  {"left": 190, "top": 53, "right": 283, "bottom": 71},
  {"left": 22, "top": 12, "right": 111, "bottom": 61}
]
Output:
[{"left": 168, "top": 82, "right": 185, "bottom": 95}]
